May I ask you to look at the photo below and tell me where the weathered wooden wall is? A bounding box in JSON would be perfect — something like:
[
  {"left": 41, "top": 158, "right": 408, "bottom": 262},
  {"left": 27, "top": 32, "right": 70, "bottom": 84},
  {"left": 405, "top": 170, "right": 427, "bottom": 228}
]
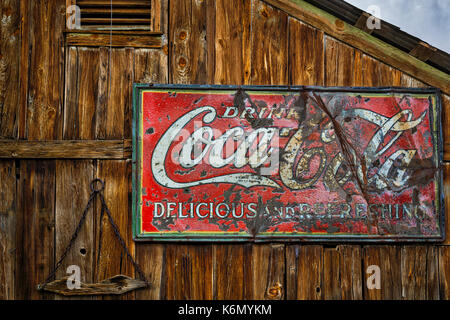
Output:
[{"left": 0, "top": 0, "right": 449, "bottom": 300}]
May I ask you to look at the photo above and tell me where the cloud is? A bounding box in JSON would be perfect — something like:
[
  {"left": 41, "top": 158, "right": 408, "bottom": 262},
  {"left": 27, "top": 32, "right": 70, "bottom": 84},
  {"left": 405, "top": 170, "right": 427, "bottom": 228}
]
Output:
[{"left": 346, "top": 0, "right": 450, "bottom": 53}]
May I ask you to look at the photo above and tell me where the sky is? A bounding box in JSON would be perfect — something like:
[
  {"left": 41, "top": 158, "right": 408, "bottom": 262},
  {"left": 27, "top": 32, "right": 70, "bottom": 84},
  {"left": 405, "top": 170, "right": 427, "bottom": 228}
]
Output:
[{"left": 345, "top": 0, "right": 450, "bottom": 53}]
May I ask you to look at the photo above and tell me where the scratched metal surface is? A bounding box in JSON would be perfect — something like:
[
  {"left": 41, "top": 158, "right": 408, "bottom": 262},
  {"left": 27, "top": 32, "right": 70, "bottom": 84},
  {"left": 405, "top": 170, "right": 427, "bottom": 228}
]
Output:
[{"left": 132, "top": 84, "right": 444, "bottom": 242}]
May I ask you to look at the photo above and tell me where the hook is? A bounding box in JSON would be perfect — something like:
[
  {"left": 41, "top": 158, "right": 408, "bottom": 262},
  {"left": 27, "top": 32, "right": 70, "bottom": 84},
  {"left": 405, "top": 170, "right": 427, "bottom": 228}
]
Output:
[{"left": 90, "top": 178, "right": 105, "bottom": 193}]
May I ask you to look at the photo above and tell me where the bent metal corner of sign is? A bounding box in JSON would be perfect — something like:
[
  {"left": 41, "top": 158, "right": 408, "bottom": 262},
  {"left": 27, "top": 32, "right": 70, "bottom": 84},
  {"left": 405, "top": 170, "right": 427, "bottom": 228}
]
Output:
[{"left": 131, "top": 84, "right": 445, "bottom": 243}]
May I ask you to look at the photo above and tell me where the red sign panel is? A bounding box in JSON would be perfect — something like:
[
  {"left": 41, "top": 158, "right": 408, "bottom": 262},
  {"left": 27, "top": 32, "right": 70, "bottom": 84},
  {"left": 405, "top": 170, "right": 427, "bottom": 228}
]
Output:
[{"left": 132, "top": 85, "right": 444, "bottom": 242}]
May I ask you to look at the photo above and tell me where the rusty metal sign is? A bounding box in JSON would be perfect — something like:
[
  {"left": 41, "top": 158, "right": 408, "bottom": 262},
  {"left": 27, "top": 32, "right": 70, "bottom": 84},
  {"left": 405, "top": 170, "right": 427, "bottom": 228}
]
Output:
[{"left": 132, "top": 84, "right": 444, "bottom": 242}]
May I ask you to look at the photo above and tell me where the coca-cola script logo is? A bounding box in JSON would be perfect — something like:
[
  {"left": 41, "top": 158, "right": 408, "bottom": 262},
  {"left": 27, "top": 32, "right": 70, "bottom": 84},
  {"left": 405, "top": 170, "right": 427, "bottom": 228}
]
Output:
[{"left": 136, "top": 88, "right": 441, "bottom": 240}]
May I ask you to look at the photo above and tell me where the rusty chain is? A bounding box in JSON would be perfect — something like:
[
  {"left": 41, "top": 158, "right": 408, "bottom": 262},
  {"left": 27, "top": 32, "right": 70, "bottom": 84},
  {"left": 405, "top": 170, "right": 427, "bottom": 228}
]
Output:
[{"left": 37, "top": 178, "right": 149, "bottom": 291}]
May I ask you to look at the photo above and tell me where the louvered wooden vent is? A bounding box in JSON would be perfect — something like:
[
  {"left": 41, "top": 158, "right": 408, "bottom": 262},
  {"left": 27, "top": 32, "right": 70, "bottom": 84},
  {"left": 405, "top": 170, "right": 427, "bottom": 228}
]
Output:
[{"left": 78, "top": 0, "right": 152, "bottom": 30}]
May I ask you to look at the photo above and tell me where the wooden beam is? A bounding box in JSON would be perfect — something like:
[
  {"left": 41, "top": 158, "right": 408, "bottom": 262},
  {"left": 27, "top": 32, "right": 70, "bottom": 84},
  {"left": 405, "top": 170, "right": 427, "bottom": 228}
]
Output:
[
  {"left": 410, "top": 41, "right": 437, "bottom": 62},
  {"left": 354, "top": 12, "right": 374, "bottom": 34},
  {"left": 65, "top": 30, "right": 162, "bottom": 48},
  {"left": 0, "top": 140, "right": 131, "bottom": 159},
  {"left": 263, "top": 0, "right": 450, "bottom": 94}
]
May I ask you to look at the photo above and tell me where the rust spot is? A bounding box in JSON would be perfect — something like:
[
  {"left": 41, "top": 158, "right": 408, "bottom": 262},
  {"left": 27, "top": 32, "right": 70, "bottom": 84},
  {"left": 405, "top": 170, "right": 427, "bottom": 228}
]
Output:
[
  {"left": 178, "top": 56, "right": 187, "bottom": 68},
  {"left": 162, "top": 45, "right": 169, "bottom": 55},
  {"left": 335, "top": 19, "right": 345, "bottom": 31},
  {"left": 179, "top": 30, "right": 187, "bottom": 41},
  {"left": 266, "top": 282, "right": 282, "bottom": 299}
]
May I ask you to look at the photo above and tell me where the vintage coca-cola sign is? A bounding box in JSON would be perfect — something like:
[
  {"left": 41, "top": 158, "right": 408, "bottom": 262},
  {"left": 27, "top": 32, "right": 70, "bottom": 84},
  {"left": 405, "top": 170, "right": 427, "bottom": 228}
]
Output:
[{"left": 132, "top": 84, "right": 444, "bottom": 242}]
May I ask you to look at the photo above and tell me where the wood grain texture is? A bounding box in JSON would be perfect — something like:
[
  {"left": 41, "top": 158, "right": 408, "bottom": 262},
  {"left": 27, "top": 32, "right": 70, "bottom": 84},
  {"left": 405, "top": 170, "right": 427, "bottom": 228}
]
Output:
[
  {"left": 363, "top": 246, "right": 402, "bottom": 300},
  {"left": 439, "top": 246, "right": 450, "bottom": 299},
  {"left": 444, "top": 163, "right": 450, "bottom": 245},
  {"left": 338, "top": 245, "right": 363, "bottom": 300},
  {"left": 289, "top": 18, "right": 323, "bottom": 86},
  {"left": 96, "top": 48, "right": 133, "bottom": 139},
  {"left": 134, "top": 49, "right": 168, "bottom": 84},
  {"left": 426, "top": 246, "right": 440, "bottom": 300},
  {"left": 286, "top": 245, "right": 323, "bottom": 300},
  {"left": 251, "top": 0, "right": 288, "bottom": 85},
  {"left": 362, "top": 55, "right": 401, "bottom": 87},
  {"left": 15, "top": 160, "right": 56, "bottom": 299},
  {"left": 286, "top": 245, "right": 361, "bottom": 300},
  {"left": 0, "top": 140, "right": 130, "bottom": 159},
  {"left": 322, "top": 245, "right": 363, "bottom": 300},
  {"left": 169, "top": 0, "right": 208, "bottom": 84},
  {"left": 18, "top": 0, "right": 30, "bottom": 139},
  {"left": 0, "top": 160, "right": 15, "bottom": 299},
  {"left": 25, "top": 0, "right": 66, "bottom": 140},
  {"left": 325, "top": 36, "right": 354, "bottom": 86},
  {"left": 0, "top": 0, "right": 20, "bottom": 138},
  {"left": 134, "top": 243, "right": 165, "bottom": 299},
  {"left": 213, "top": 244, "right": 253, "bottom": 299},
  {"left": 252, "top": 244, "right": 285, "bottom": 300},
  {"left": 214, "top": 0, "right": 251, "bottom": 85},
  {"left": 401, "top": 245, "right": 427, "bottom": 299},
  {"left": 66, "top": 32, "right": 162, "bottom": 48},
  {"left": 41, "top": 275, "right": 146, "bottom": 296},
  {"left": 95, "top": 160, "right": 134, "bottom": 300},
  {"left": 55, "top": 161, "right": 94, "bottom": 296},
  {"left": 164, "top": 245, "right": 213, "bottom": 299},
  {"left": 64, "top": 47, "right": 100, "bottom": 140}
]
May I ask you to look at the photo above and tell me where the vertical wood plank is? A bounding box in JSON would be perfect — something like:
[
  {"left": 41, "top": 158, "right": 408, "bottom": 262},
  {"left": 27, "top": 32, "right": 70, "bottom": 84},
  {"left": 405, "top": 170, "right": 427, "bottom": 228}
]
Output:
[
  {"left": 401, "top": 245, "right": 428, "bottom": 300},
  {"left": 0, "top": 0, "right": 20, "bottom": 138},
  {"left": 444, "top": 162, "right": 450, "bottom": 246},
  {"left": 26, "top": 0, "right": 66, "bottom": 140},
  {"left": 426, "top": 246, "right": 440, "bottom": 300},
  {"left": 213, "top": 244, "right": 253, "bottom": 299},
  {"left": 134, "top": 244, "right": 165, "bottom": 299},
  {"left": 352, "top": 50, "right": 363, "bottom": 86},
  {"left": 289, "top": 18, "right": 324, "bottom": 86},
  {"left": 400, "top": 73, "right": 428, "bottom": 88},
  {"left": 55, "top": 161, "right": 94, "bottom": 293},
  {"left": 251, "top": 0, "right": 288, "bottom": 85},
  {"left": 16, "top": 160, "right": 55, "bottom": 299},
  {"left": 169, "top": 0, "right": 190, "bottom": 84},
  {"left": 252, "top": 244, "right": 285, "bottom": 300},
  {"left": 323, "top": 247, "right": 341, "bottom": 299},
  {"left": 214, "top": 0, "right": 251, "bottom": 85},
  {"left": 134, "top": 48, "right": 168, "bottom": 300},
  {"left": 134, "top": 49, "right": 168, "bottom": 84},
  {"left": 95, "top": 160, "right": 134, "bottom": 299},
  {"left": 164, "top": 245, "right": 213, "bottom": 299},
  {"left": 18, "top": 0, "right": 31, "bottom": 139},
  {"left": 0, "top": 160, "right": 16, "bottom": 299},
  {"left": 363, "top": 246, "right": 402, "bottom": 300},
  {"left": 286, "top": 245, "right": 323, "bottom": 300},
  {"left": 321, "top": 245, "right": 362, "bottom": 300},
  {"left": 96, "top": 48, "right": 133, "bottom": 140},
  {"left": 64, "top": 48, "right": 100, "bottom": 140},
  {"left": 439, "top": 246, "right": 450, "bottom": 299},
  {"left": 63, "top": 47, "right": 79, "bottom": 139},
  {"left": 95, "top": 47, "right": 109, "bottom": 140},
  {"left": 339, "top": 245, "right": 363, "bottom": 300},
  {"left": 325, "top": 37, "right": 354, "bottom": 86},
  {"left": 362, "top": 55, "right": 402, "bottom": 87},
  {"left": 151, "top": 0, "right": 161, "bottom": 32},
  {"left": 170, "top": 0, "right": 209, "bottom": 84}
]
